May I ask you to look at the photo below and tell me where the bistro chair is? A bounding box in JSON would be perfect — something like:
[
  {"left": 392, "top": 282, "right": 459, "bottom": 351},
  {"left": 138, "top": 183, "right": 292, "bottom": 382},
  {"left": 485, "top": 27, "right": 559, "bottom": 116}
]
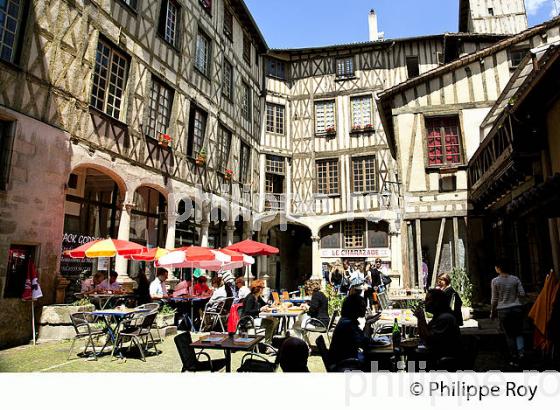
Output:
[
  {"left": 316, "top": 335, "right": 362, "bottom": 373},
  {"left": 237, "top": 339, "right": 279, "bottom": 373},
  {"left": 174, "top": 331, "right": 226, "bottom": 372},
  {"left": 377, "top": 291, "right": 390, "bottom": 310},
  {"left": 271, "top": 291, "right": 281, "bottom": 305},
  {"left": 113, "top": 311, "right": 158, "bottom": 361},
  {"left": 236, "top": 315, "right": 266, "bottom": 337},
  {"left": 302, "top": 309, "right": 339, "bottom": 344},
  {"left": 200, "top": 299, "right": 228, "bottom": 332},
  {"left": 137, "top": 303, "right": 162, "bottom": 341},
  {"left": 67, "top": 312, "right": 105, "bottom": 360}
]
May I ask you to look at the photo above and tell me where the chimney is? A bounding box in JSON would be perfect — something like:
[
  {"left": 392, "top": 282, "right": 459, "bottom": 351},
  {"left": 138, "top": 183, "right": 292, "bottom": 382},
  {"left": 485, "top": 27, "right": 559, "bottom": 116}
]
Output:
[{"left": 369, "top": 9, "right": 379, "bottom": 41}]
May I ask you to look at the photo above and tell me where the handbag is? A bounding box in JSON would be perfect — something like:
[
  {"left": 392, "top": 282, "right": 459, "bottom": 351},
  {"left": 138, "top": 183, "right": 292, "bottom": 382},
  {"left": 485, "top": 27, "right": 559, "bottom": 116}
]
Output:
[{"left": 381, "top": 274, "right": 392, "bottom": 286}]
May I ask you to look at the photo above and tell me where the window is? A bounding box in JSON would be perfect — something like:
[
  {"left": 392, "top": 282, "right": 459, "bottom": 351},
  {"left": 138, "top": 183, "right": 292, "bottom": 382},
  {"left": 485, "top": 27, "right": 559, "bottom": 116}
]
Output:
[
  {"left": 352, "top": 156, "right": 377, "bottom": 192},
  {"left": 239, "top": 141, "right": 251, "bottom": 183},
  {"left": 223, "top": 7, "right": 233, "bottom": 40},
  {"left": 222, "top": 59, "right": 234, "bottom": 100},
  {"left": 266, "top": 103, "right": 285, "bottom": 134},
  {"left": 0, "top": 0, "right": 25, "bottom": 63},
  {"left": 216, "top": 124, "right": 232, "bottom": 171},
  {"left": 90, "top": 38, "right": 129, "bottom": 120},
  {"left": 316, "top": 159, "right": 339, "bottom": 195},
  {"left": 351, "top": 95, "right": 373, "bottom": 129},
  {"left": 199, "top": 0, "right": 212, "bottom": 15},
  {"left": 195, "top": 30, "right": 211, "bottom": 76},
  {"left": 265, "top": 58, "right": 286, "bottom": 80},
  {"left": 187, "top": 104, "right": 207, "bottom": 157},
  {"left": 241, "top": 82, "right": 251, "bottom": 121},
  {"left": 243, "top": 32, "right": 251, "bottom": 65},
  {"left": 145, "top": 77, "right": 174, "bottom": 140},
  {"left": 119, "top": 0, "right": 137, "bottom": 10},
  {"left": 406, "top": 56, "right": 419, "bottom": 79},
  {"left": 158, "top": 0, "right": 180, "bottom": 48},
  {"left": 425, "top": 116, "right": 463, "bottom": 166},
  {"left": 315, "top": 100, "right": 336, "bottom": 134},
  {"left": 509, "top": 47, "right": 530, "bottom": 69},
  {"left": 4, "top": 245, "right": 36, "bottom": 298},
  {"left": 344, "top": 221, "right": 364, "bottom": 249},
  {"left": 367, "top": 221, "right": 389, "bottom": 248},
  {"left": 439, "top": 175, "right": 457, "bottom": 192},
  {"left": 320, "top": 223, "right": 341, "bottom": 249},
  {"left": 0, "top": 121, "right": 14, "bottom": 190},
  {"left": 266, "top": 155, "right": 285, "bottom": 175},
  {"left": 336, "top": 57, "right": 354, "bottom": 78}
]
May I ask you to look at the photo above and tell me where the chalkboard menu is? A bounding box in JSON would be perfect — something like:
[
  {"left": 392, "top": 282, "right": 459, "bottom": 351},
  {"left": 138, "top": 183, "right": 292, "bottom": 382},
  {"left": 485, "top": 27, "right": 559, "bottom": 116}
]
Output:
[{"left": 60, "top": 233, "right": 99, "bottom": 302}]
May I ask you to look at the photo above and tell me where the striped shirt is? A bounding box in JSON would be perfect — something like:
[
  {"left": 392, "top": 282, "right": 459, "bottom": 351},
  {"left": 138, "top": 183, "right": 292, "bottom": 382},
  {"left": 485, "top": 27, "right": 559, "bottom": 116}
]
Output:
[
  {"left": 221, "top": 270, "right": 235, "bottom": 285},
  {"left": 491, "top": 274, "right": 525, "bottom": 310}
]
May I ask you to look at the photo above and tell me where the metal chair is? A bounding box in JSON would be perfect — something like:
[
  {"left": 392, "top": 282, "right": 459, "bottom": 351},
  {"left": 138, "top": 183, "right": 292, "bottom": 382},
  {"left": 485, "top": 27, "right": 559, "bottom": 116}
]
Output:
[
  {"left": 137, "top": 303, "right": 162, "bottom": 341},
  {"left": 302, "top": 309, "right": 339, "bottom": 344},
  {"left": 200, "top": 299, "right": 227, "bottom": 332},
  {"left": 113, "top": 311, "right": 159, "bottom": 361},
  {"left": 67, "top": 312, "right": 105, "bottom": 360},
  {"left": 316, "top": 335, "right": 362, "bottom": 372},
  {"left": 174, "top": 331, "right": 226, "bottom": 372},
  {"left": 236, "top": 315, "right": 266, "bottom": 337}
]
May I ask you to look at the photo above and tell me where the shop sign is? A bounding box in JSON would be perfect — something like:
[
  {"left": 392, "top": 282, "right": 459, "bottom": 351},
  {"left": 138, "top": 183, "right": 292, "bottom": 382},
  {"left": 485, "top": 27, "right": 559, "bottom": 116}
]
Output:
[{"left": 319, "top": 248, "right": 391, "bottom": 258}]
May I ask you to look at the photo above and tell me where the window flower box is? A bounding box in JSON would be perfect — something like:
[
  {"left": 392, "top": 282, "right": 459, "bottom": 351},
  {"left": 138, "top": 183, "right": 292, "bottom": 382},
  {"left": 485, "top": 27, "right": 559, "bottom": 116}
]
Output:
[
  {"left": 158, "top": 133, "right": 172, "bottom": 148},
  {"left": 195, "top": 149, "right": 207, "bottom": 166},
  {"left": 224, "top": 169, "right": 234, "bottom": 181},
  {"left": 363, "top": 123, "right": 373, "bottom": 131}
]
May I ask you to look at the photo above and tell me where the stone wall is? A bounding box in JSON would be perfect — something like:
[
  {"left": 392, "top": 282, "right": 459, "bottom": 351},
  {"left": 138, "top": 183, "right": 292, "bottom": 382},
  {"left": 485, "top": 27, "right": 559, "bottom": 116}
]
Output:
[{"left": 0, "top": 108, "right": 70, "bottom": 349}]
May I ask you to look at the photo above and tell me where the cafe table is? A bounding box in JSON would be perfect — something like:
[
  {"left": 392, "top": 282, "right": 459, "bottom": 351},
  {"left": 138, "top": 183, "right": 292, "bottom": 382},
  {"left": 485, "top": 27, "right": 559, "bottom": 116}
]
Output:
[
  {"left": 169, "top": 295, "right": 210, "bottom": 332},
  {"left": 78, "top": 292, "right": 136, "bottom": 310},
  {"left": 90, "top": 307, "right": 149, "bottom": 357},
  {"left": 364, "top": 336, "right": 427, "bottom": 372},
  {"left": 259, "top": 309, "right": 305, "bottom": 334},
  {"left": 190, "top": 333, "right": 264, "bottom": 372}
]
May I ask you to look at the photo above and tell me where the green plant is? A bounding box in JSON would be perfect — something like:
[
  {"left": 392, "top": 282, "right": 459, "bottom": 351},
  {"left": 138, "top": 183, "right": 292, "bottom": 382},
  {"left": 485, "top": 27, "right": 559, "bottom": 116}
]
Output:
[
  {"left": 159, "top": 304, "right": 176, "bottom": 315},
  {"left": 450, "top": 267, "right": 473, "bottom": 307},
  {"left": 72, "top": 297, "right": 91, "bottom": 306},
  {"left": 325, "top": 284, "right": 344, "bottom": 316}
]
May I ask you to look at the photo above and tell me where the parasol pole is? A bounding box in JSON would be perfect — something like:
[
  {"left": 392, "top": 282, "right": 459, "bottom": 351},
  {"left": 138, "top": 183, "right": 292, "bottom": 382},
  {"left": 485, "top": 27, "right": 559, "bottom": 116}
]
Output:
[{"left": 31, "top": 299, "right": 36, "bottom": 346}]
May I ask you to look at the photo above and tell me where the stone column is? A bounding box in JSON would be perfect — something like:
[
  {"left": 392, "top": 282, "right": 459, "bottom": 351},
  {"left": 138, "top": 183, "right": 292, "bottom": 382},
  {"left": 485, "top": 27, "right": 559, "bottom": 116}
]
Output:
[
  {"left": 389, "top": 225, "right": 402, "bottom": 288},
  {"left": 165, "top": 214, "right": 177, "bottom": 250},
  {"left": 200, "top": 220, "right": 210, "bottom": 248},
  {"left": 115, "top": 201, "right": 133, "bottom": 285},
  {"left": 226, "top": 220, "right": 235, "bottom": 246},
  {"left": 311, "top": 234, "right": 322, "bottom": 280}
]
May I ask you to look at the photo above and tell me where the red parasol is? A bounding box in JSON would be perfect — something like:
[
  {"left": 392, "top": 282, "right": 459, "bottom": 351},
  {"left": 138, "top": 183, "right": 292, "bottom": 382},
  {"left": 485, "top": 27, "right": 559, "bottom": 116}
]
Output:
[{"left": 225, "top": 239, "right": 279, "bottom": 256}]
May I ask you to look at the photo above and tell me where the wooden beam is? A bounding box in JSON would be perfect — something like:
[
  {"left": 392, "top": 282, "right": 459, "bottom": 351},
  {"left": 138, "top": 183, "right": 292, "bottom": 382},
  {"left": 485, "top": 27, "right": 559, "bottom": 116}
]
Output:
[
  {"left": 415, "top": 219, "right": 423, "bottom": 289},
  {"left": 407, "top": 221, "right": 416, "bottom": 288},
  {"left": 431, "top": 218, "right": 447, "bottom": 288},
  {"left": 453, "top": 217, "right": 460, "bottom": 268}
]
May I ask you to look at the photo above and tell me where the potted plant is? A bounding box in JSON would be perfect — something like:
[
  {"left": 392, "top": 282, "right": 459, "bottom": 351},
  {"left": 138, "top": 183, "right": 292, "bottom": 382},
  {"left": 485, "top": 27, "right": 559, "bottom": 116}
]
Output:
[
  {"left": 363, "top": 123, "right": 374, "bottom": 131},
  {"left": 158, "top": 133, "right": 172, "bottom": 148},
  {"left": 224, "top": 168, "right": 234, "bottom": 181},
  {"left": 325, "top": 126, "right": 336, "bottom": 135},
  {"left": 195, "top": 149, "right": 206, "bottom": 166},
  {"left": 351, "top": 124, "right": 362, "bottom": 133}
]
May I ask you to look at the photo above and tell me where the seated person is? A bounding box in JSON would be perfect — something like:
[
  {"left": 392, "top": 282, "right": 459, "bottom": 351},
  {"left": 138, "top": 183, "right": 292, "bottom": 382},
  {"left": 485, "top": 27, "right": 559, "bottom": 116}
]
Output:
[
  {"left": 172, "top": 280, "right": 192, "bottom": 298},
  {"left": 209, "top": 276, "right": 227, "bottom": 302},
  {"left": 278, "top": 337, "right": 310, "bottom": 372},
  {"left": 302, "top": 280, "right": 330, "bottom": 325},
  {"left": 81, "top": 272, "right": 104, "bottom": 294},
  {"left": 193, "top": 276, "right": 210, "bottom": 296},
  {"left": 328, "top": 294, "right": 372, "bottom": 367},
  {"left": 134, "top": 269, "right": 152, "bottom": 305},
  {"left": 97, "top": 271, "right": 122, "bottom": 292},
  {"left": 413, "top": 288, "right": 463, "bottom": 366},
  {"left": 242, "top": 280, "right": 278, "bottom": 343},
  {"left": 235, "top": 277, "right": 250, "bottom": 302},
  {"left": 149, "top": 268, "right": 169, "bottom": 300}
]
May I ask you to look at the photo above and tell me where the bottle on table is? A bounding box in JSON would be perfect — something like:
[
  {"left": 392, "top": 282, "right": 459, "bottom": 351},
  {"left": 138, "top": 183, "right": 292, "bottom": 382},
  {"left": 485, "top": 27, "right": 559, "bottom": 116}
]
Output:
[{"left": 392, "top": 318, "right": 401, "bottom": 349}]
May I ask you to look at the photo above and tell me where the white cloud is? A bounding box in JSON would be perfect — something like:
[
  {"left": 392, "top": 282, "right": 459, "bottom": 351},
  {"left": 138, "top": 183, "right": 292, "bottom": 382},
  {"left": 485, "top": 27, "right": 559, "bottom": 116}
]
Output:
[{"left": 525, "top": 0, "right": 551, "bottom": 15}]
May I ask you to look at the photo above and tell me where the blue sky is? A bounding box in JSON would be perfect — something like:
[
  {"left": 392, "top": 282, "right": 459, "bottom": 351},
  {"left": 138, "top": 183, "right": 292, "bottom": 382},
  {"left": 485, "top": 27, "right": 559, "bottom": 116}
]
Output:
[{"left": 244, "top": 0, "right": 559, "bottom": 49}]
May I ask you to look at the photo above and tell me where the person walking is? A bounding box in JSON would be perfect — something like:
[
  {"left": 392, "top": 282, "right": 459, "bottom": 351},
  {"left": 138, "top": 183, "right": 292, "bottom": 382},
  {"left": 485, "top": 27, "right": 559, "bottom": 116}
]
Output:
[{"left": 490, "top": 259, "right": 526, "bottom": 365}]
